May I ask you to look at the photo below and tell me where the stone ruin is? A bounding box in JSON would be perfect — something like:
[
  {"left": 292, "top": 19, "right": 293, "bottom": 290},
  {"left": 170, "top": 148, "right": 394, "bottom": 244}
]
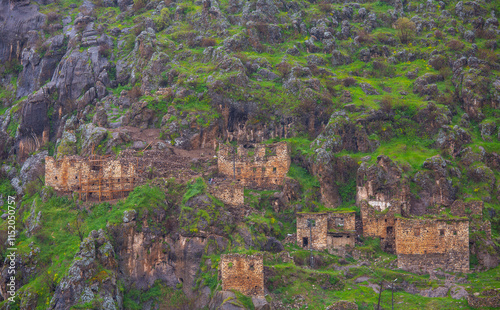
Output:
[
  {"left": 296, "top": 211, "right": 356, "bottom": 251},
  {"left": 220, "top": 253, "right": 264, "bottom": 296},
  {"left": 45, "top": 154, "right": 136, "bottom": 201},
  {"left": 395, "top": 217, "right": 469, "bottom": 273},
  {"left": 217, "top": 142, "right": 290, "bottom": 189},
  {"left": 208, "top": 181, "right": 244, "bottom": 206},
  {"left": 45, "top": 149, "right": 208, "bottom": 201}
]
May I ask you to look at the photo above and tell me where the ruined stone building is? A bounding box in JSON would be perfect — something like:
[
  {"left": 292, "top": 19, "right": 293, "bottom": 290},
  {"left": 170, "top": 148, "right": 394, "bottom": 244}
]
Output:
[
  {"left": 360, "top": 200, "right": 403, "bottom": 254},
  {"left": 45, "top": 149, "right": 212, "bottom": 201},
  {"left": 45, "top": 155, "right": 136, "bottom": 201},
  {"left": 296, "top": 211, "right": 356, "bottom": 251},
  {"left": 217, "top": 142, "right": 290, "bottom": 189},
  {"left": 220, "top": 253, "right": 264, "bottom": 296},
  {"left": 395, "top": 217, "right": 469, "bottom": 273}
]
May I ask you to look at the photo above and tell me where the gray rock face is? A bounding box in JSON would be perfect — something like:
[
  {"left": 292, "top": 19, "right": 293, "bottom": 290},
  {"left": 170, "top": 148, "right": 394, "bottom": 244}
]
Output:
[
  {"left": 464, "top": 30, "right": 475, "bottom": 42},
  {"left": 52, "top": 46, "right": 109, "bottom": 102},
  {"left": 451, "top": 286, "right": 468, "bottom": 299},
  {"left": 18, "top": 151, "right": 48, "bottom": 190},
  {"left": 78, "top": 123, "right": 108, "bottom": 155},
  {"left": 50, "top": 230, "right": 122, "bottom": 310},
  {"left": 25, "top": 200, "right": 42, "bottom": 237},
  {"left": 209, "top": 291, "right": 244, "bottom": 310},
  {"left": 17, "top": 35, "right": 68, "bottom": 98},
  {"left": 0, "top": 0, "right": 46, "bottom": 63},
  {"left": 421, "top": 286, "right": 449, "bottom": 298}
]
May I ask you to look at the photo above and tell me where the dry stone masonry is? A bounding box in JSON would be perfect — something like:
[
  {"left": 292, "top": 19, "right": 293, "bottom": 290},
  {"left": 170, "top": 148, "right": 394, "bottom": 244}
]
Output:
[
  {"left": 220, "top": 253, "right": 264, "bottom": 296},
  {"left": 395, "top": 217, "right": 469, "bottom": 273},
  {"left": 297, "top": 211, "right": 356, "bottom": 250},
  {"left": 45, "top": 154, "right": 136, "bottom": 200},
  {"left": 217, "top": 142, "right": 291, "bottom": 189}
]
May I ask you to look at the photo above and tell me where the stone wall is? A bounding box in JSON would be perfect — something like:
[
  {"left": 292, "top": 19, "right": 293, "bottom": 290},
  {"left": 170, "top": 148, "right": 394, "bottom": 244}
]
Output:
[
  {"left": 45, "top": 155, "right": 136, "bottom": 198},
  {"left": 395, "top": 217, "right": 469, "bottom": 273},
  {"left": 209, "top": 182, "right": 244, "bottom": 206},
  {"left": 467, "top": 289, "right": 500, "bottom": 308},
  {"left": 327, "top": 233, "right": 354, "bottom": 248},
  {"left": 360, "top": 200, "right": 401, "bottom": 253},
  {"left": 296, "top": 213, "right": 329, "bottom": 250},
  {"left": 217, "top": 142, "right": 290, "bottom": 189},
  {"left": 220, "top": 254, "right": 264, "bottom": 296},
  {"left": 327, "top": 211, "right": 356, "bottom": 232}
]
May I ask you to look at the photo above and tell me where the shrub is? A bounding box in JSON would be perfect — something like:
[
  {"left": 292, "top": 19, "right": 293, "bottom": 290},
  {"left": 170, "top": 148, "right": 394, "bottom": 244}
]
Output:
[
  {"left": 380, "top": 96, "right": 393, "bottom": 112},
  {"left": 128, "top": 86, "right": 142, "bottom": 99},
  {"left": 485, "top": 40, "right": 497, "bottom": 50},
  {"left": 318, "top": 1, "right": 332, "bottom": 12},
  {"left": 428, "top": 56, "right": 447, "bottom": 70},
  {"left": 434, "top": 29, "right": 444, "bottom": 39},
  {"left": 376, "top": 32, "right": 393, "bottom": 45},
  {"left": 342, "top": 77, "right": 356, "bottom": 87},
  {"left": 46, "top": 12, "right": 61, "bottom": 23},
  {"left": 447, "top": 39, "right": 465, "bottom": 51},
  {"left": 476, "top": 28, "right": 496, "bottom": 40},
  {"left": 276, "top": 62, "right": 291, "bottom": 78},
  {"left": 98, "top": 43, "right": 111, "bottom": 58},
  {"left": 357, "top": 30, "right": 373, "bottom": 44},
  {"left": 133, "top": 0, "right": 147, "bottom": 11},
  {"left": 200, "top": 38, "right": 217, "bottom": 47},
  {"left": 394, "top": 17, "right": 416, "bottom": 43},
  {"left": 477, "top": 48, "right": 498, "bottom": 63}
]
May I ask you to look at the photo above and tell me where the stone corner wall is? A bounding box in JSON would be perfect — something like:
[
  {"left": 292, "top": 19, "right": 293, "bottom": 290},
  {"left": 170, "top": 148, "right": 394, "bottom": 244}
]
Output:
[
  {"left": 296, "top": 213, "right": 328, "bottom": 250},
  {"left": 217, "top": 142, "right": 291, "bottom": 189},
  {"left": 395, "top": 217, "right": 469, "bottom": 273},
  {"left": 220, "top": 253, "right": 264, "bottom": 296}
]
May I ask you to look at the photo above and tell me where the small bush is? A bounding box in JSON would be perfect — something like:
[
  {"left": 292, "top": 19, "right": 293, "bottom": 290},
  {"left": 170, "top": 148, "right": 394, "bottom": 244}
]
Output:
[
  {"left": 394, "top": 17, "right": 416, "bottom": 43},
  {"left": 133, "top": 0, "right": 147, "bottom": 11},
  {"left": 46, "top": 12, "right": 61, "bottom": 23},
  {"left": 376, "top": 32, "right": 393, "bottom": 45},
  {"left": 447, "top": 39, "right": 465, "bottom": 51},
  {"left": 200, "top": 38, "right": 217, "bottom": 47},
  {"left": 276, "top": 62, "right": 291, "bottom": 78},
  {"left": 485, "top": 40, "right": 497, "bottom": 50},
  {"left": 318, "top": 1, "right": 333, "bottom": 12},
  {"left": 357, "top": 30, "right": 373, "bottom": 44},
  {"left": 342, "top": 77, "right": 356, "bottom": 87},
  {"left": 477, "top": 49, "right": 498, "bottom": 63},
  {"left": 98, "top": 43, "right": 111, "bottom": 58},
  {"left": 434, "top": 29, "right": 444, "bottom": 39},
  {"left": 380, "top": 96, "right": 393, "bottom": 112},
  {"left": 428, "top": 56, "right": 447, "bottom": 71},
  {"left": 128, "top": 86, "right": 142, "bottom": 99},
  {"left": 476, "top": 28, "right": 496, "bottom": 40}
]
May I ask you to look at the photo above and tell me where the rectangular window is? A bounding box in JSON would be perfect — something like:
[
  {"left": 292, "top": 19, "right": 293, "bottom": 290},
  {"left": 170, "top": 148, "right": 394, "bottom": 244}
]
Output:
[
  {"left": 440, "top": 229, "right": 445, "bottom": 236},
  {"left": 453, "top": 230, "right": 457, "bottom": 236},
  {"left": 273, "top": 167, "right": 277, "bottom": 173},
  {"left": 414, "top": 228, "right": 420, "bottom": 237},
  {"left": 335, "top": 218, "right": 344, "bottom": 227}
]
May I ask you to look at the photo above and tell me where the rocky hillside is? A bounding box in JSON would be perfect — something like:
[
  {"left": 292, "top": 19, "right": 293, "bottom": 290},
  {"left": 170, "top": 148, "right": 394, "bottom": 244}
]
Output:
[{"left": 0, "top": 0, "right": 500, "bottom": 308}]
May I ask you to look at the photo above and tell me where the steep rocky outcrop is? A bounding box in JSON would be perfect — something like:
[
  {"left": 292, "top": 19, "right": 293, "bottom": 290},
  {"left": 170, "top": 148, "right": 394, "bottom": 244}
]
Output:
[{"left": 50, "top": 230, "right": 122, "bottom": 310}]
